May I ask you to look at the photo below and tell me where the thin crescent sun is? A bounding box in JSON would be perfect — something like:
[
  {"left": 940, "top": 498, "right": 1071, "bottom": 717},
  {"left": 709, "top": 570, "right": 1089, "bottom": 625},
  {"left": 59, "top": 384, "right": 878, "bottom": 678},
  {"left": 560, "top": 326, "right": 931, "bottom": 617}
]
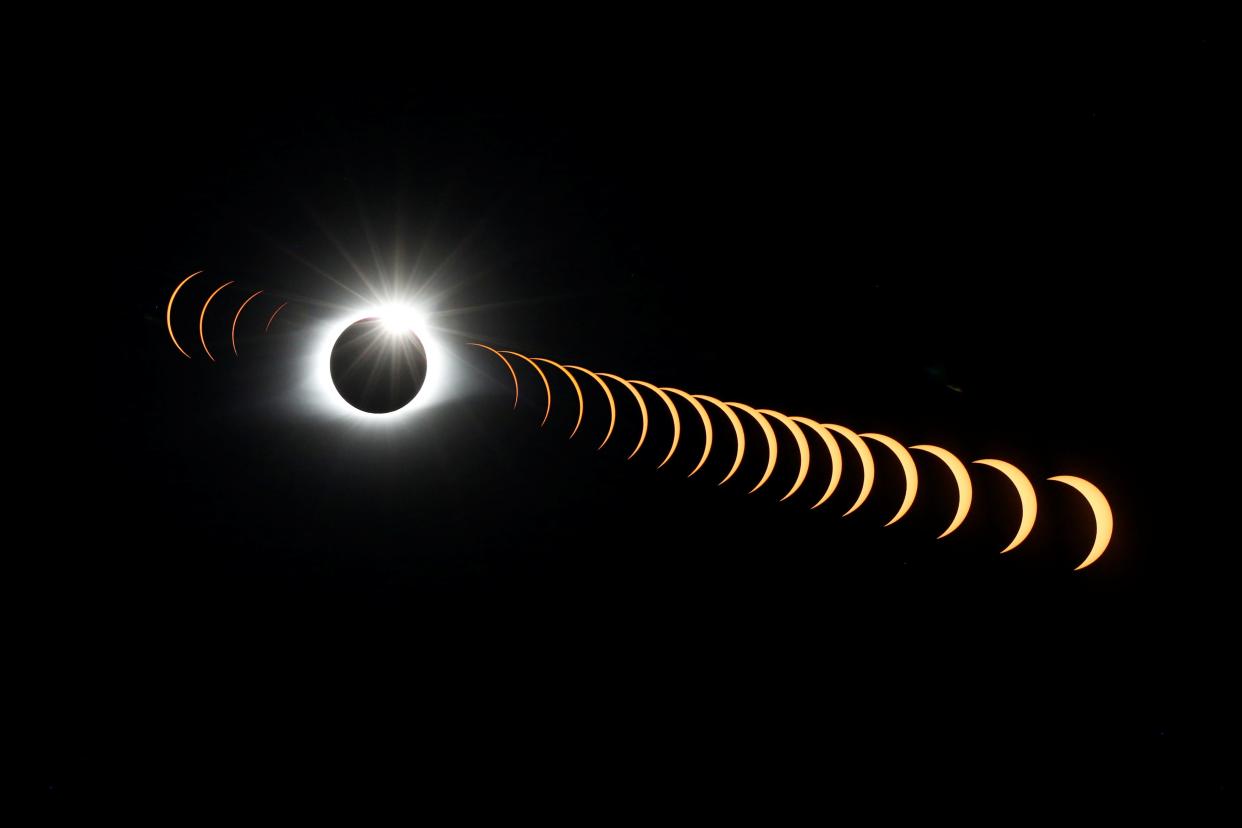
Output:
[
  {"left": 565, "top": 365, "right": 616, "bottom": 450},
  {"left": 759, "top": 409, "right": 811, "bottom": 502},
  {"left": 265, "top": 301, "right": 288, "bottom": 332},
  {"left": 534, "top": 357, "right": 584, "bottom": 439},
  {"left": 198, "top": 280, "right": 235, "bottom": 362},
  {"left": 598, "top": 373, "right": 649, "bottom": 460},
  {"left": 860, "top": 433, "right": 919, "bottom": 526},
  {"left": 631, "top": 380, "right": 681, "bottom": 468},
  {"left": 661, "top": 387, "right": 713, "bottom": 477},
  {"left": 726, "top": 402, "right": 779, "bottom": 495},
  {"left": 696, "top": 394, "right": 746, "bottom": 485},
  {"left": 1048, "top": 475, "right": 1113, "bottom": 571},
  {"left": 470, "top": 343, "right": 520, "bottom": 408},
  {"left": 790, "top": 417, "right": 843, "bottom": 510},
  {"left": 822, "top": 423, "right": 876, "bottom": 516},
  {"left": 910, "top": 444, "right": 973, "bottom": 538},
  {"left": 166, "top": 270, "right": 202, "bottom": 359},
  {"left": 501, "top": 351, "right": 553, "bottom": 426},
  {"left": 973, "top": 459, "right": 1037, "bottom": 553},
  {"left": 230, "top": 290, "right": 264, "bottom": 357}
]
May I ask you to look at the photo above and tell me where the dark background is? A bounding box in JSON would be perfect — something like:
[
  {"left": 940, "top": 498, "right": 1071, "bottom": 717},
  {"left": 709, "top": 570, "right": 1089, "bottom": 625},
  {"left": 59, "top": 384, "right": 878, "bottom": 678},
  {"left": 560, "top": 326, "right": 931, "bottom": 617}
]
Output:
[{"left": 36, "top": 29, "right": 1231, "bottom": 808}]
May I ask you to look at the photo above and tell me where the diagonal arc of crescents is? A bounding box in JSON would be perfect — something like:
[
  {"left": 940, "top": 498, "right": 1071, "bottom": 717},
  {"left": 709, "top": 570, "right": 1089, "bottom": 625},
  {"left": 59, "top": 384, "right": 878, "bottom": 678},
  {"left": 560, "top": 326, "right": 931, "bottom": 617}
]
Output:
[{"left": 472, "top": 344, "right": 1114, "bottom": 571}]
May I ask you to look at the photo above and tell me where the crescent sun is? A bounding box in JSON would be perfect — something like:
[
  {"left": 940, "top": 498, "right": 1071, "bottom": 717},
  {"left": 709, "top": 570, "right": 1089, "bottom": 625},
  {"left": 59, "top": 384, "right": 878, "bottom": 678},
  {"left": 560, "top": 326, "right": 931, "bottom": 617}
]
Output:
[
  {"left": 598, "top": 373, "right": 649, "bottom": 460},
  {"left": 501, "top": 350, "right": 553, "bottom": 427},
  {"left": 1048, "top": 475, "right": 1113, "bottom": 571},
  {"left": 661, "top": 387, "right": 713, "bottom": 477},
  {"left": 822, "top": 423, "right": 876, "bottom": 516},
  {"left": 860, "top": 433, "right": 919, "bottom": 526},
  {"left": 631, "top": 381, "right": 682, "bottom": 468},
  {"left": 790, "top": 416, "right": 843, "bottom": 510},
  {"left": 230, "top": 290, "right": 264, "bottom": 357},
  {"left": 198, "top": 280, "right": 235, "bottom": 362},
  {"left": 534, "top": 357, "right": 584, "bottom": 439},
  {"left": 910, "top": 444, "right": 973, "bottom": 538},
  {"left": 726, "top": 402, "right": 779, "bottom": 494},
  {"left": 566, "top": 365, "right": 617, "bottom": 450},
  {"left": 695, "top": 394, "right": 746, "bottom": 485},
  {"left": 759, "top": 409, "right": 811, "bottom": 502},
  {"left": 166, "top": 270, "right": 202, "bottom": 359},
  {"left": 470, "top": 343, "right": 520, "bottom": 408},
  {"left": 973, "top": 459, "right": 1037, "bottom": 553}
]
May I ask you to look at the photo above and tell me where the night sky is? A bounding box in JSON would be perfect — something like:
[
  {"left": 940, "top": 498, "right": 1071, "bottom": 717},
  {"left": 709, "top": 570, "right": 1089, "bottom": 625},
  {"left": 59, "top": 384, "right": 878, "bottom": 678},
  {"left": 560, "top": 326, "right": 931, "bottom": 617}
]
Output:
[{"left": 37, "top": 31, "right": 1230, "bottom": 807}]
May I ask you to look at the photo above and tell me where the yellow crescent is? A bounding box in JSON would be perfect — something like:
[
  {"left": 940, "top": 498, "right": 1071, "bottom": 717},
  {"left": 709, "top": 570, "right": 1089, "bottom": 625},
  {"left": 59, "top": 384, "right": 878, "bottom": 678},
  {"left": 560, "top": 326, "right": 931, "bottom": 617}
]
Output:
[
  {"left": 501, "top": 350, "right": 552, "bottom": 427},
  {"left": 695, "top": 394, "right": 746, "bottom": 485},
  {"left": 533, "top": 357, "right": 584, "bottom": 439},
  {"left": 598, "top": 373, "right": 648, "bottom": 460},
  {"left": 166, "top": 270, "right": 202, "bottom": 359},
  {"left": 860, "top": 433, "right": 919, "bottom": 526},
  {"left": 198, "top": 280, "right": 234, "bottom": 362},
  {"left": 469, "top": 343, "right": 520, "bottom": 408},
  {"left": 822, "top": 424, "right": 875, "bottom": 516},
  {"left": 726, "top": 402, "right": 779, "bottom": 494},
  {"left": 661, "top": 387, "right": 712, "bottom": 477},
  {"left": 973, "top": 459, "right": 1037, "bottom": 553},
  {"left": 758, "top": 409, "right": 811, "bottom": 502},
  {"left": 566, "top": 365, "right": 616, "bottom": 450},
  {"left": 630, "top": 381, "right": 681, "bottom": 468},
  {"left": 1048, "top": 475, "right": 1113, "bottom": 571},
  {"left": 230, "top": 290, "right": 264, "bottom": 357},
  {"left": 910, "top": 444, "right": 973, "bottom": 538},
  {"left": 790, "top": 417, "right": 843, "bottom": 510}
]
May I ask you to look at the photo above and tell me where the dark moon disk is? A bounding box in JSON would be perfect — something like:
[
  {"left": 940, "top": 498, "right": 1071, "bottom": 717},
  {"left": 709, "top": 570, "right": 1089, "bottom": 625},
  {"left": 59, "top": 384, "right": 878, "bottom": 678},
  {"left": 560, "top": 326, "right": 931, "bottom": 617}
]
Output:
[{"left": 329, "top": 318, "right": 429, "bottom": 413}]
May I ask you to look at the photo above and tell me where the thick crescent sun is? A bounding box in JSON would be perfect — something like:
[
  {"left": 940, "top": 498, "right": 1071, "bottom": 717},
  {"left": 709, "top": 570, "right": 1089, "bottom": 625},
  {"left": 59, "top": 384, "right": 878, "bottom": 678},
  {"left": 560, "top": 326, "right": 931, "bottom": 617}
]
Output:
[
  {"left": 910, "top": 444, "right": 973, "bottom": 538},
  {"left": 1048, "top": 475, "right": 1113, "bottom": 570},
  {"left": 973, "top": 459, "right": 1037, "bottom": 553}
]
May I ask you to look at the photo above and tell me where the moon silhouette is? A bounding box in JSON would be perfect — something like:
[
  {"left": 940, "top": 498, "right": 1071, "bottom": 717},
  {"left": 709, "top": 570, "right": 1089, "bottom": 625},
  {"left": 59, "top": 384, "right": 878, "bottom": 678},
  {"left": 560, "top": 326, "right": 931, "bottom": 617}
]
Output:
[
  {"left": 1048, "top": 475, "right": 1113, "bottom": 570},
  {"left": 330, "top": 318, "right": 429, "bottom": 414},
  {"left": 599, "top": 373, "right": 649, "bottom": 459},
  {"left": 230, "top": 290, "right": 264, "bottom": 356},
  {"left": 566, "top": 365, "right": 616, "bottom": 450},
  {"left": 165, "top": 270, "right": 202, "bottom": 358},
  {"left": 860, "top": 433, "right": 918, "bottom": 525},
  {"left": 661, "top": 388, "right": 713, "bottom": 477},
  {"left": 822, "top": 424, "right": 875, "bottom": 516},
  {"left": 726, "top": 402, "right": 779, "bottom": 494},
  {"left": 790, "top": 417, "right": 843, "bottom": 510},
  {"left": 973, "top": 459, "right": 1037, "bottom": 553},
  {"left": 759, "top": 409, "right": 811, "bottom": 502},
  {"left": 910, "top": 444, "right": 973, "bottom": 538},
  {"left": 198, "top": 280, "right": 234, "bottom": 362},
  {"left": 631, "top": 381, "right": 681, "bottom": 468},
  {"left": 534, "top": 357, "right": 584, "bottom": 438},
  {"left": 696, "top": 394, "right": 746, "bottom": 485}
]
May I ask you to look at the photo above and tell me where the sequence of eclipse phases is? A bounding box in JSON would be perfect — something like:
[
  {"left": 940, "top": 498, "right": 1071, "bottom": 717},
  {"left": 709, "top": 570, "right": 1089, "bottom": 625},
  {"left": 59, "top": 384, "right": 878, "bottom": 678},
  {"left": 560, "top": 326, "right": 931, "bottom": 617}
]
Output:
[{"left": 166, "top": 270, "right": 1114, "bottom": 572}]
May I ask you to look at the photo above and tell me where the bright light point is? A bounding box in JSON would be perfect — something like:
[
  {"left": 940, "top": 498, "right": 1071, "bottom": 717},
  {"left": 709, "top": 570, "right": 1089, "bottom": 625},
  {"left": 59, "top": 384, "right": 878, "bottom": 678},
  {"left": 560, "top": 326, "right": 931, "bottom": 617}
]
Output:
[{"left": 376, "top": 303, "right": 428, "bottom": 334}]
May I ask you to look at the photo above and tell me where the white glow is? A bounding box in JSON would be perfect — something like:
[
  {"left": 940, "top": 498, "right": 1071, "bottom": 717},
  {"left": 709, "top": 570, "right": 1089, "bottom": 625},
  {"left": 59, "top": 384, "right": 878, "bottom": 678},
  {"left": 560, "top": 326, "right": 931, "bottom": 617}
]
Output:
[{"left": 306, "top": 301, "right": 454, "bottom": 423}]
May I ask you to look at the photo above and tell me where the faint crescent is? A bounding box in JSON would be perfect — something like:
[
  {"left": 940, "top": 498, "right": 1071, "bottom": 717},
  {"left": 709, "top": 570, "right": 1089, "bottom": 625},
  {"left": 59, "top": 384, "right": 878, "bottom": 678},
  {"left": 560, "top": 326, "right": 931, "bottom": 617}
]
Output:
[
  {"left": 910, "top": 444, "right": 973, "bottom": 538},
  {"left": 198, "top": 280, "right": 235, "bottom": 362},
  {"left": 822, "top": 424, "right": 876, "bottom": 516},
  {"left": 265, "top": 301, "right": 288, "bottom": 332},
  {"left": 469, "top": 343, "right": 520, "bottom": 408},
  {"left": 790, "top": 417, "right": 843, "bottom": 509},
  {"left": 230, "top": 290, "right": 264, "bottom": 356},
  {"left": 759, "top": 409, "right": 811, "bottom": 502},
  {"left": 1048, "top": 475, "right": 1113, "bottom": 571},
  {"left": 726, "top": 402, "right": 779, "bottom": 494},
  {"left": 501, "top": 351, "right": 553, "bottom": 427},
  {"left": 533, "top": 357, "right": 584, "bottom": 438},
  {"left": 973, "top": 459, "right": 1037, "bottom": 553},
  {"left": 166, "top": 270, "right": 202, "bottom": 359},
  {"left": 598, "top": 373, "right": 649, "bottom": 460},
  {"left": 661, "top": 387, "right": 712, "bottom": 477},
  {"left": 859, "top": 433, "right": 919, "bottom": 526},
  {"left": 695, "top": 394, "right": 746, "bottom": 485},
  {"left": 566, "top": 365, "right": 616, "bottom": 450},
  {"left": 631, "top": 381, "right": 681, "bottom": 468}
]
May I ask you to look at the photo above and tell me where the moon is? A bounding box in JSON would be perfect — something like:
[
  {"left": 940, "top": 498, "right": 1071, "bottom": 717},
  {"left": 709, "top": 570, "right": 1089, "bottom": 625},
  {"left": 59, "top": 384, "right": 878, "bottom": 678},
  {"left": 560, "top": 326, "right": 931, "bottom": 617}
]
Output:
[
  {"left": 198, "top": 280, "right": 234, "bottom": 362},
  {"left": 470, "top": 344, "right": 520, "bottom": 408},
  {"left": 910, "top": 444, "right": 973, "bottom": 538},
  {"left": 860, "top": 433, "right": 918, "bottom": 525},
  {"left": 566, "top": 365, "right": 617, "bottom": 449},
  {"left": 599, "top": 373, "right": 649, "bottom": 459},
  {"left": 661, "top": 387, "right": 713, "bottom": 477},
  {"left": 821, "top": 424, "right": 875, "bottom": 516},
  {"left": 165, "top": 270, "right": 202, "bottom": 358},
  {"left": 631, "top": 381, "right": 681, "bottom": 468},
  {"left": 329, "top": 317, "right": 429, "bottom": 414},
  {"left": 695, "top": 394, "right": 746, "bottom": 485},
  {"left": 1048, "top": 475, "right": 1113, "bottom": 570},
  {"left": 534, "top": 357, "right": 584, "bottom": 439},
  {"left": 726, "top": 402, "right": 779, "bottom": 494},
  {"left": 759, "top": 409, "right": 811, "bottom": 501},
  {"left": 790, "top": 417, "right": 843, "bottom": 510},
  {"left": 230, "top": 290, "right": 264, "bottom": 357},
  {"left": 973, "top": 459, "right": 1037, "bottom": 553},
  {"left": 502, "top": 351, "right": 552, "bottom": 427}
]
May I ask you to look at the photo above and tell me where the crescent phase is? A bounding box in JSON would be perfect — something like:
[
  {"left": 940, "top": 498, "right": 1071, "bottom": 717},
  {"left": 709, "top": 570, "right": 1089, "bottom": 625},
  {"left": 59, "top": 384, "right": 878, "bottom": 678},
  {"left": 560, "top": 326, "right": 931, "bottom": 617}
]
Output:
[
  {"left": 973, "top": 459, "right": 1037, "bottom": 553},
  {"left": 822, "top": 423, "right": 876, "bottom": 516},
  {"left": 566, "top": 365, "right": 617, "bottom": 450},
  {"left": 1048, "top": 475, "right": 1113, "bottom": 571},
  {"left": 166, "top": 270, "right": 202, "bottom": 359},
  {"left": 501, "top": 350, "right": 553, "bottom": 427},
  {"left": 198, "top": 280, "right": 235, "bottom": 362},
  {"left": 662, "top": 387, "right": 712, "bottom": 477},
  {"left": 759, "top": 409, "right": 811, "bottom": 502},
  {"left": 860, "top": 433, "right": 919, "bottom": 526},
  {"left": 726, "top": 402, "right": 779, "bottom": 494},
  {"left": 533, "top": 357, "right": 584, "bottom": 439},
  {"left": 631, "top": 380, "right": 682, "bottom": 468},
  {"left": 230, "top": 290, "right": 264, "bottom": 356},
  {"left": 265, "top": 301, "right": 288, "bottom": 332},
  {"left": 469, "top": 343, "right": 520, "bottom": 408},
  {"left": 598, "top": 373, "right": 649, "bottom": 460},
  {"left": 910, "top": 444, "right": 973, "bottom": 538},
  {"left": 695, "top": 394, "right": 746, "bottom": 485},
  {"left": 790, "top": 416, "right": 843, "bottom": 510}
]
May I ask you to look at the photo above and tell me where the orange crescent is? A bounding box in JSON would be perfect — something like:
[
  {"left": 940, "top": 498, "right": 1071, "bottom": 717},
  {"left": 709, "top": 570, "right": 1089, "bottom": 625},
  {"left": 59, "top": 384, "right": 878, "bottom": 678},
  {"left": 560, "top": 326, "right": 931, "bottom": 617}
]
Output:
[
  {"left": 790, "top": 416, "right": 843, "bottom": 510},
  {"left": 1048, "top": 475, "right": 1113, "bottom": 571},
  {"left": 759, "top": 409, "right": 811, "bottom": 502},
  {"left": 230, "top": 290, "right": 264, "bottom": 357},
  {"left": 198, "top": 280, "right": 234, "bottom": 362},
  {"left": 469, "top": 343, "right": 521, "bottom": 408},
  {"left": 565, "top": 365, "right": 616, "bottom": 450},
  {"left": 973, "top": 459, "right": 1037, "bottom": 553},
  {"left": 631, "top": 380, "right": 681, "bottom": 468},
  {"left": 661, "top": 387, "right": 713, "bottom": 477},
  {"left": 695, "top": 394, "right": 746, "bottom": 485},
  {"left": 598, "top": 373, "right": 648, "bottom": 459},
  {"left": 726, "top": 402, "right": 779, "bottom": 494},
  {"left": 910, "top": 444, "right": 973, "bottom": 538},
  {"left": 166, "top": 270, "right": 202, "bottom": 359},
  {"left": 860, "top": 433, "right": 919, "bottom": 526},
  {"left": 501, "top": 351, "right": 553, "bottom": 427},
  {"left": 533, "top": 357, "right": 584, "bottom": 438},
  {"left": 822, "top": 424, "right": 876, "bottom": 516},
  {"left": 265, "top": 301, "right": 288, "bottom": 332}
]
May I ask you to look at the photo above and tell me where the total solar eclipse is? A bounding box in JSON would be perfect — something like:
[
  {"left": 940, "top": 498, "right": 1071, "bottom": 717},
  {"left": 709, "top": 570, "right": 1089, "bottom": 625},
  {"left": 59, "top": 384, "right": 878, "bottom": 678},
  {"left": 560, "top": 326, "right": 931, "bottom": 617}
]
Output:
[{"left": 329, "top": 317, "right": 429, "bottom": 413}]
